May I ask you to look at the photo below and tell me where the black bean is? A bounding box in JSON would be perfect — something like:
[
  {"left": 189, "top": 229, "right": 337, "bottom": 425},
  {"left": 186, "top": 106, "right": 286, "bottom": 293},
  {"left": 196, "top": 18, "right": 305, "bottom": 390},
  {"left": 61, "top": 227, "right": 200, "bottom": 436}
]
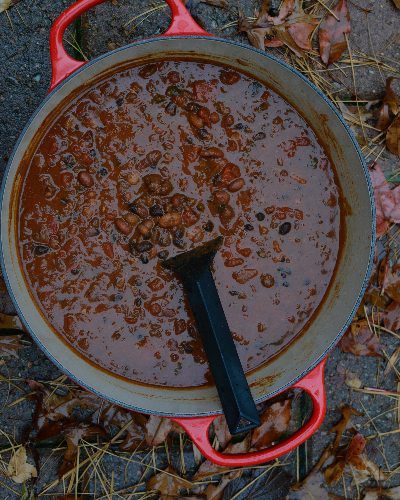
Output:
[
  {"left": 173, "top": 238, "right": 186, "bottom": 249},
  {"left": 165, "top": 101, "right": 177, "bottom": 116},
  {"left": 174, "top": 227, "right": 185, "bottom": 240},
  {"left": 116, "top": 97, "right": 124, "bottom": 107},
  {"left": 279, "top": 222, "right": 292, "bottom": 235},
  {"left": 196, "top": 201, "right": 205, "bottom": 212},
  {"left": 71, "top": 268, "right": 80, "bottom": 275},
  {"left": 249, "top": 81, "right": 262, "bottom": 97},
  {"left": 198, "top": 128, "right": 210, "bottom": 140},
  {"left": 98, "top": 167, "right": 108, "bottom": 177},
  {"left": 256, "top": 212, "right": 265, "bottom": 221},
  {"left": 158, "top": 250, "right": 169, "bottom": 260},
  {"left": 253, "top": 132, "right": 266, "bottom": 141},
  {"left": 244, "top": 223, "right": 254, "bottom": 231},
  {"left": 203, "top": 221, "right": 214, "bottom": 232},
  {"left": 114, "top": 293, "right": 123, "bottom": 301},
  {"left": 34, "top": 245, "right": 49, "bottom": 256},
  {"left": 135, "top": 297, "right": 142, "bottom": 307},
  {"left": 282, "top": 281, "right": 289, "bottom": 287},
  {"left": 140, "top": 254, "right": 149, "bottom": 264},
  {"left": 234, "top": 122, "right": 244, "bottom": 130},
  {"left": 149, "top": 204, "right": 164, "bottom": 217},
  {"left": 135, "top": 241, "right": 153, "bottom": 253}
]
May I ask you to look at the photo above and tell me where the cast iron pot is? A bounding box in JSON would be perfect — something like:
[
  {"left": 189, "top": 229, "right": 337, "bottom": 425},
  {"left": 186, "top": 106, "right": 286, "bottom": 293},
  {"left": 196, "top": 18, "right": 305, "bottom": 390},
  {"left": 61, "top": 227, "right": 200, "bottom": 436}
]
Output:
[{"left": 0, "top": 0, "right": 375, "bottom": 466}]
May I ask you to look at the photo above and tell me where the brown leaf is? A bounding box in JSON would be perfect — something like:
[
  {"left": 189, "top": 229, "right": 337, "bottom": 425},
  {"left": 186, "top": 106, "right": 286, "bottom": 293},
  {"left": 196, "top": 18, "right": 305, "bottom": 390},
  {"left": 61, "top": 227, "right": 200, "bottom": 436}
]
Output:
[
  {"left": 146, "top": 465, "right": 192, "bottom": 496},
  {"left": 0, "top": 0, "right": 19, "bottom": 14},
  {"left": 193, "top": 436, "right": 250, "bottom": 480},
  {"left": 93, "top": 402, "right": 147, "bottom": 451},
  {"left": 381, "top": 258, "right": 400, "bottom": 302},
  {"left": 319, "top": 0, "right": 351, "bottom": 65},
  {"left": 369, "top": 163, "right": 400, "bottom": 237},
  {"left": 37, "top": 420, "right": 105, "bottom": 478},
  {"left": 363, "top": 485, "right": 400, "bottom": 499},
  {"left": 212, "top": 414, "right": 232, "bottom": 449},
  {"left": 339, "top": 319, "right": 382, "bottom": 357},
  {"left": 144, "top": 415, "right": 183, "bottom": 447},
  {"left": 392, "top": 0, "right": 400, "bottom": 9},
  {"left": 330, "top": 405, "right": 362, "bottom": 449},
  {"left": 381, "top": 301, "right": 400, "bottom": 331},
  {"left": 0, "top": 335, "right": 25, "bottom": 358},
  {"left": 386, "top": 113, "right": 400, "bottom": 155},
  {"left": 6, "top": 446, "right": 37, "bottom": 484},
  {"left": 336, "top": 364, "right": 362, "bottom": 389},
  {"left": 377, "top": 78, "right": 400, "bottom": 130},
  {"left": 239, "top": 0, "right": 317, "bottom": 55},
  {"left": 0, "top": 312, "right": 23, "bottom": 331},
  {"left": 250, "top": 399, "right": 292, "bottom": 449}
]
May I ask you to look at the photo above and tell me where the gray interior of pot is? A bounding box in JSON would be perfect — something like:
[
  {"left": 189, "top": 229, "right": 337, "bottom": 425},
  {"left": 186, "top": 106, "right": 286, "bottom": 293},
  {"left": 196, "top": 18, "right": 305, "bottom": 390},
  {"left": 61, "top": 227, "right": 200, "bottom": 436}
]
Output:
[{"left": 0, "top": 37, "right": 374, "bottom": 416}]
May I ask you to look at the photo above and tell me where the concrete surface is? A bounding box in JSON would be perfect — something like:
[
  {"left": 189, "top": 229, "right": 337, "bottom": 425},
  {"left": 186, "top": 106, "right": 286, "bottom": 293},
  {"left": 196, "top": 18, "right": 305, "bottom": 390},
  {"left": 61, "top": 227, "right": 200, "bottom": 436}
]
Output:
[{"left": 0, "top": 1, "right": 399, "bottom": 498}]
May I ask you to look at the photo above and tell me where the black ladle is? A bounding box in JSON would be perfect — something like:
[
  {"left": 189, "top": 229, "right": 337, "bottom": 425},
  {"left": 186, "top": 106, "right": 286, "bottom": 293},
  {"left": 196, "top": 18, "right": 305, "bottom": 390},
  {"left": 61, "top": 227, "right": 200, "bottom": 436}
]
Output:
[{"left": 162, "top": 236, "right": 260, "bottom": 435}]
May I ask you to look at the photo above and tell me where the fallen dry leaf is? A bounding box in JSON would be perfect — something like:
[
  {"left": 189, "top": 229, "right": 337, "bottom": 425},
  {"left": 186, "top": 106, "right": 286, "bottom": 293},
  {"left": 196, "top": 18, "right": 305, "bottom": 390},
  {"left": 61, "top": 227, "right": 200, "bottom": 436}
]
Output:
[
  {"left": 36, "top": 420, "right": 105, "bottom": 478},
  {"left": 193, "top": 436, "right": 250, "bottom": 480},
  {"left": 337, "top": 364, "right": 362, "bottom": 389},
  {"left": 6, "top": 446, "right": 37, "bottom": 484},
  {"left": 330, "top": 405, "right": 362, "bottom": 449},
  {"left": 381, "top": 258, "right": 400, "bottom": 302},
  {"left": 0, "top": 335, "right": 25, "bottom": 358},
  {"left": 363, "top": 485, "right": 400, "bottom": 499},
  {"left": 381, "top": 301, "right": 400, "bottom": 331},
  {"left": 0, "top": 0, "right": 19, "bottom": 14},
  {"left": 369, "top": 162, "right": 400, "bottom": 237},
  {"left": 386, "top": 114, "right": 400, "bottom": 155},
  {"left": 325, "top": 433, "right": 366, "bottom": 484},
  {"left": 392, "top": 0, "right": 400, "bottom": 9},
  {"left": 92, "top": 402, "right": 147, "bottom": 452},
  {"left": 146, "top": 465, "right": 192, "bottom": 497},
  {"left": 251, "top": 399, "right": 292, "bottom": 449},
  {"left": 144, "top": 415, "right": 183, "bottom": 447},
  {"left": 212, "top": 414, "right": 232, "bottom": 449},
  {"left": 339, "top": 319, "right": 382, "bottom": 357},
  {"left": 376, "top": 77, "right": 400, "bottom": 131},
  {"left": 0, "top": 312, "right": 23, "bottom": 331},
  {"left": 239, "top": 0, "right": 318, "bottom": 56},
  {"left": 319, "top": 0, "right": 351, "bottom": 65}
]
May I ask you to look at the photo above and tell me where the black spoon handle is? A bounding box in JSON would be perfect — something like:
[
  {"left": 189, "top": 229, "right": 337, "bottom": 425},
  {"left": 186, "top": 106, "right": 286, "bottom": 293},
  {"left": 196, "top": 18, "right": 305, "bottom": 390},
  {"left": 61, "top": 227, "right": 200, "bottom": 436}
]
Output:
[{"left": 181, "top": 266, "right": 260, "bottom": 435}]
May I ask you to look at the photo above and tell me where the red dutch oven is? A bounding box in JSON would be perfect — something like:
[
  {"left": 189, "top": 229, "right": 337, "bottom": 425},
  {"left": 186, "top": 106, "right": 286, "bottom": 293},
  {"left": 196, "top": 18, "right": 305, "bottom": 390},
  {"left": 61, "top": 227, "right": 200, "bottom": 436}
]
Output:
[{"left": 0, "top": 0, "right": 375, "bottom": 466}]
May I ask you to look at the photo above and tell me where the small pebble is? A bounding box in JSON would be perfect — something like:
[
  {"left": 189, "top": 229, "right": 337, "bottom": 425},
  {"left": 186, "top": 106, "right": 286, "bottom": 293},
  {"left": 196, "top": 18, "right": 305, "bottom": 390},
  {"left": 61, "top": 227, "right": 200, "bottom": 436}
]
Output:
[
  {"left": 279, "top": 222, "right": 292, "bottom": 235},
  {"left": 244, "top": 223, "right": 254, "bottom": 231}
]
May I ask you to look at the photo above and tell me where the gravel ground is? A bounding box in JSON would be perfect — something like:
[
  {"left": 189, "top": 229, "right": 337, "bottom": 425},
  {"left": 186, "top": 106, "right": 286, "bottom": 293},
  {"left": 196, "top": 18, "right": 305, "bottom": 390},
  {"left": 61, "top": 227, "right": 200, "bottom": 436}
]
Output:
[{"left": 0, "top": 1, "right": 399, "bottom": 498}]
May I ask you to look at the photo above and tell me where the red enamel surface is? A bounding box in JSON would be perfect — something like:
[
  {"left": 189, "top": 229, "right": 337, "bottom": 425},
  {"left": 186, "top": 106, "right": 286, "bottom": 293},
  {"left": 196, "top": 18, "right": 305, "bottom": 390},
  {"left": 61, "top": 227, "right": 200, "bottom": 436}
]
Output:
[
  {"left": 49, "top": 0, "right": 210, "bottom": 92},
  {"left": 172, "top": 360, "right": 327, "bottom": 466}
]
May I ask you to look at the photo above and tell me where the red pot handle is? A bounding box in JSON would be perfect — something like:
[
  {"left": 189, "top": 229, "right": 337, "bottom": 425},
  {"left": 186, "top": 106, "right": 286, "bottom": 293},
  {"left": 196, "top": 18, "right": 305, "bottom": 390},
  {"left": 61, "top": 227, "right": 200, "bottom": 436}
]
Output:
[
  {"left": 172, "top": 360, "right": 326, "bottom": 466},
  {"left": 49, "top": 0, "right": 210, "bottom": 91}
]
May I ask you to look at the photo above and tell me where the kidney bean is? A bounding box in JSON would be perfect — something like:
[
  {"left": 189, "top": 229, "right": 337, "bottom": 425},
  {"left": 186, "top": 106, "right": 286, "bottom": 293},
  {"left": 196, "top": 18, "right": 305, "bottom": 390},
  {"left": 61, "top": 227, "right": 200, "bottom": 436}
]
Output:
[
  {"left": 187, "top": 227, "right": 204, "bottom": 243},
  {"left": 138, "top": 64, "right": 158, "bottom": 79},
  {"left": 126, "top": 172, "right": 140, "bottom": 185},
  {"left": 159, "top": 212, "right": 181, "bottom": 228},
  {"left": 227, "top": 178, "right": 245, "bottom": 193},
  {"left": 137, "top": 150, "right": 162, "bottom": 170},
  {"left": 220, "top": 163, "right": 240, "bottom": 186},
  {"left": 143, "top": 174, "right": 173, "bottom": 196},
  {"left": 260, "top": 274, "right": 275, "bottom": 288},
  {"left": 181, "top": 209, "right": 199, "bottom": 227},
  {"left": 77, "top": 171, "right": 94, "bottom": 187},
  {"left": 200, "top": 146, "right": 224, "bottom": 158},
  {"left": 225, "top": 257, "right": 244, "bottom": 267},
  {"left": 219, "top": 205, "right": 235, "bottom": 226},
  {"left": 186, "top": 101, "right": 201, "bottom": 113},
  {"left": 61, "top": 171, "right": 73, "bottom": 186},
  {"left": 151, "top": 227, "right": 172, "bottom": 247},
  {"left": 124, "top": 213, "right": 139, "bottom": 226},
  {"left": 213, "top": 190, "right": 230, "bottom": 205},
  {"left": 222, "top": 114, "right": 234, "bottom": 128},
  {"left": 220, "top": 70, "right": 241, "bottom": 85},
  {"left": 188, "top": 113, "right": 204, "bottom": 129},
  {"left": 115, "top": 218, "right": 132, "bottom": 235},
  {"left": 210, "top": 112, "right": 220, "bottom": 124},
  {"left": 203, "top": 220, "right": 214, "bottom": 232},
  {"left": 232, "top": 268, "right": 258, "bottom": 284},
  {"left": 137, "top": 219, "right": 154, "bottom": 238}
]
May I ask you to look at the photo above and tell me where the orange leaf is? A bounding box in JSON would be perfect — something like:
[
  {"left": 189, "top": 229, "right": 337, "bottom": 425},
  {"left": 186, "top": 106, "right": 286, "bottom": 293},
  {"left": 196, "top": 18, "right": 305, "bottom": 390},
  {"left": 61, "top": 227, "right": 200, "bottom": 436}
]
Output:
[
  {"left": 339, "top": 319, "right": 382, "bottom": 357},
  {"left": 386, "top": 114, "right": 400, "bottom": 155},
  {"left": 319, "top": 0, "right": 351, "bottom": 65},
  {"left": 251, "top": 399, "right": 292, "bottom": 449},
  {"left": 369, "top": 163, "right": 400, "bottom": 237}
]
